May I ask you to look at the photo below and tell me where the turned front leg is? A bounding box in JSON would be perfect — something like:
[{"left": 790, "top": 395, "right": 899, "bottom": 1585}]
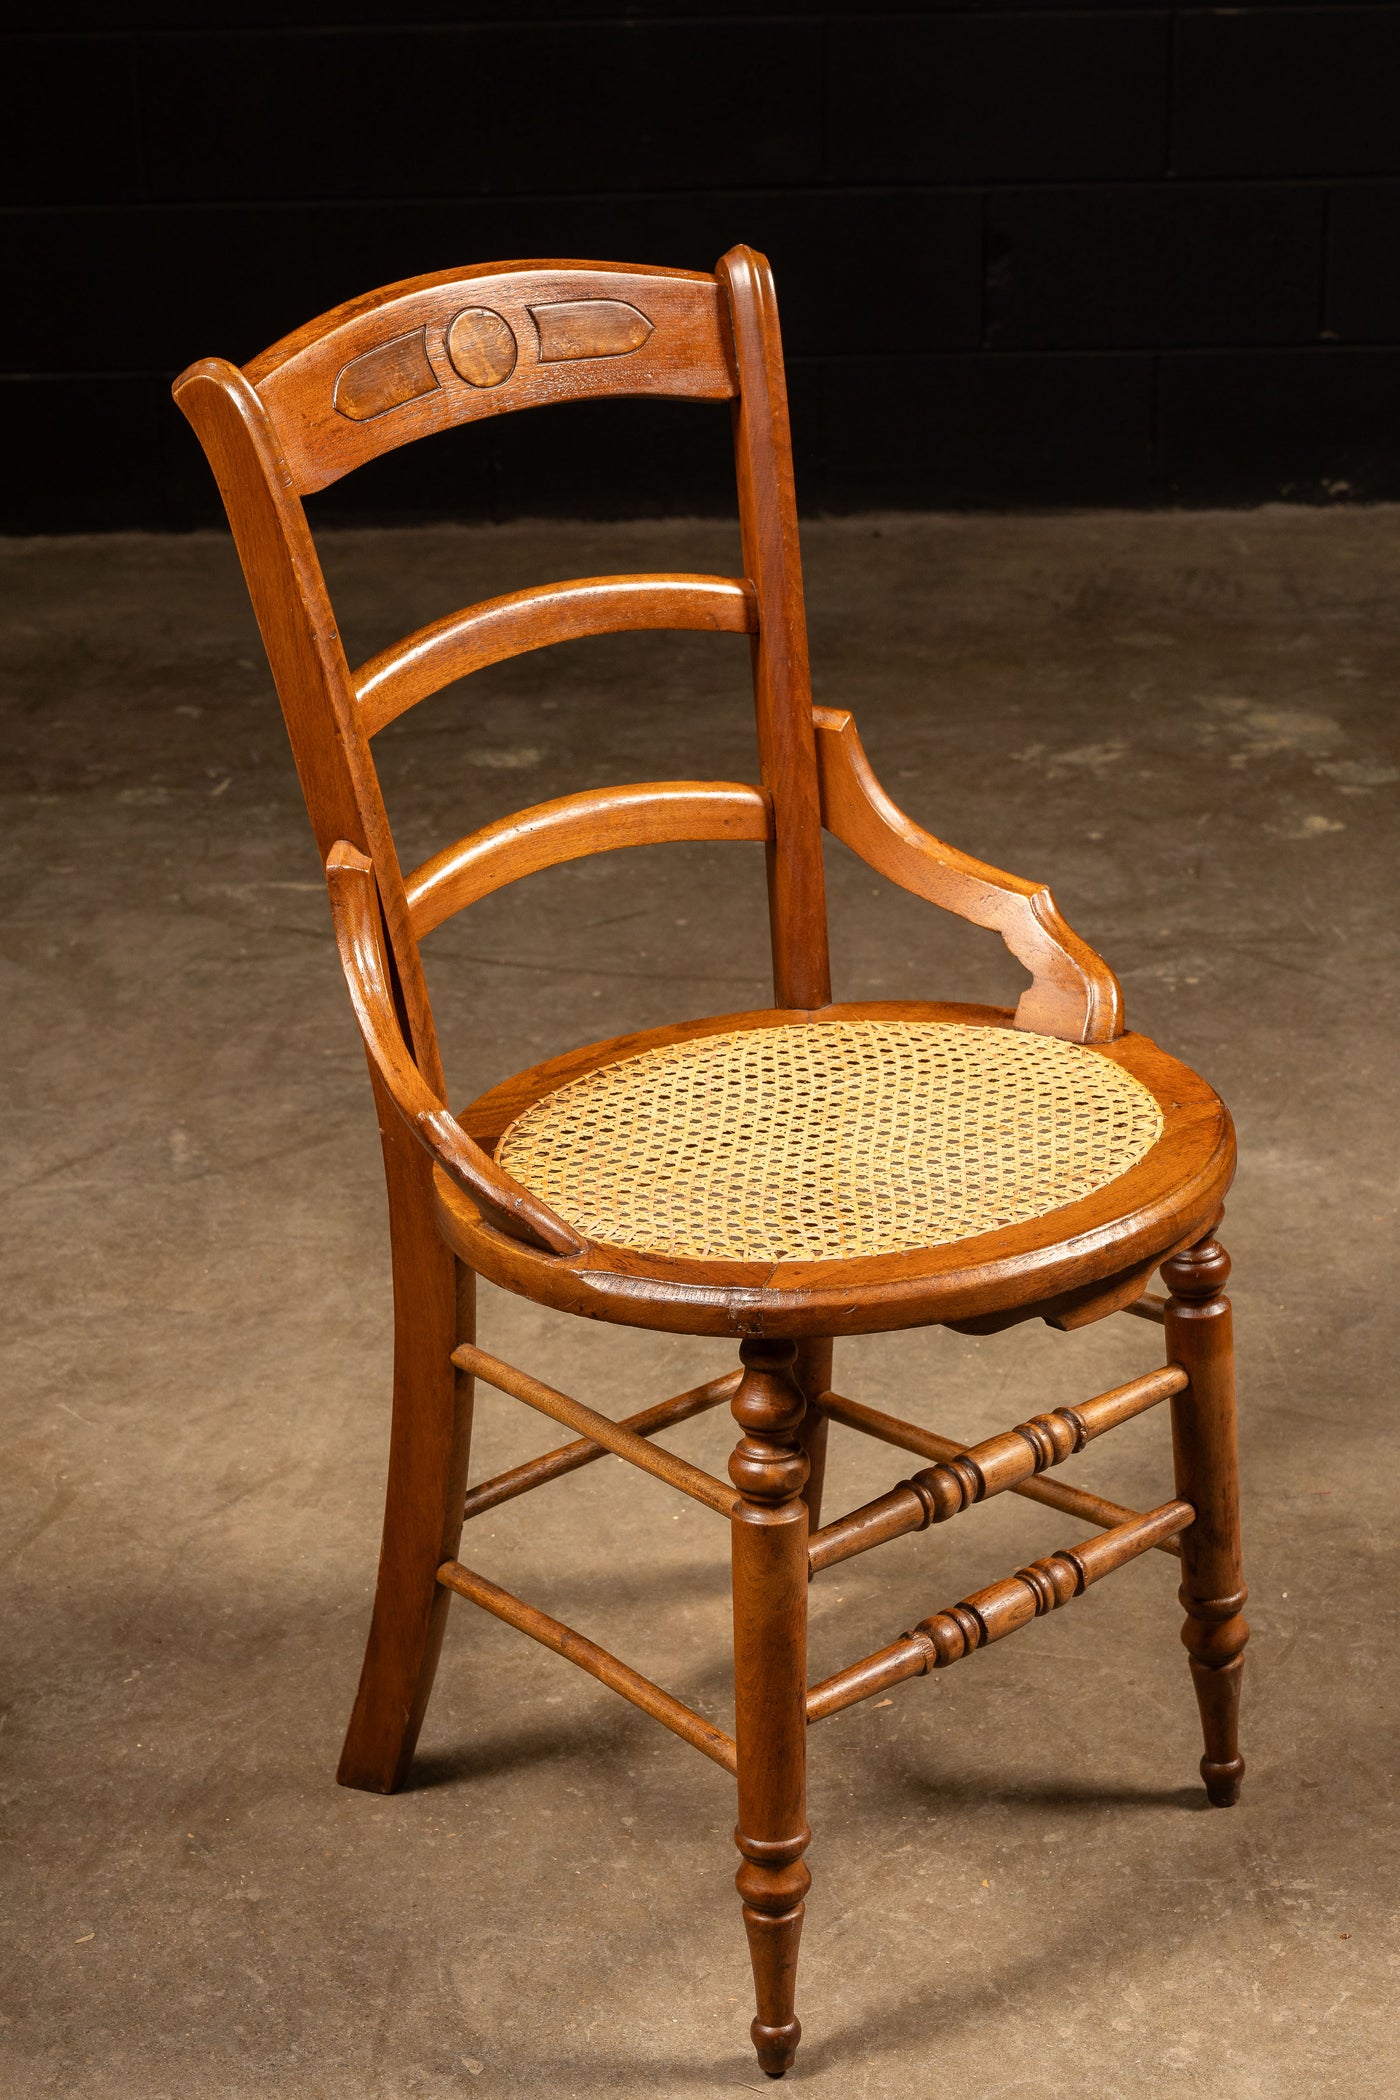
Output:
[
  {"left": 730, "top": 1339, "right": 812, "bottom": 2079},
  {"left": 1162, "top": 1228, "right": 1249, "bottom": 1806}
]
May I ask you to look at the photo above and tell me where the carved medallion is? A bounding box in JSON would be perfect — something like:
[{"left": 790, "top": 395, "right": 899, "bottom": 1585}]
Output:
[
  {"left": 333, "top": 330, "right": 439, "bottom": 421},
  {"left": 446, "top": 308, "right": 519, "bottom": 388},
  {"left": 529, "top": 300, "right": 653, "bottom": 362}
]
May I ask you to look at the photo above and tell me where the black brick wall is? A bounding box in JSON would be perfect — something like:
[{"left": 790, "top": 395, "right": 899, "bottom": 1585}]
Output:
[{"left": 7, "top": 4, "right": 1400, "bottom": 529}]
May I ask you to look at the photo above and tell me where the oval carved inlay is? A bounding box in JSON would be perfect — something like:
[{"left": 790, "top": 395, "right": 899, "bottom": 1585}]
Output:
[
  {"left": 446, "top": 308, "right": 519, "bottom": 389},
  {"left": 529, "top": 299, "right": 654, "bottom": 363},
  {"left": 333, "top": 330, "right": 440, "bottom": 421}
]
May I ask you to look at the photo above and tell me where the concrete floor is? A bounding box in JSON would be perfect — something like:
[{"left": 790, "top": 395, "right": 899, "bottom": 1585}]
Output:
[{"left": 3, "top": 508, "right": 1398, "bottom": 2100}]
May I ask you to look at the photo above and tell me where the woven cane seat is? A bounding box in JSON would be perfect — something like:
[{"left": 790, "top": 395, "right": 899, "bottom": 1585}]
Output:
[{"left": 496, "top": 1020, "right": 1164, "bottom": 1264}]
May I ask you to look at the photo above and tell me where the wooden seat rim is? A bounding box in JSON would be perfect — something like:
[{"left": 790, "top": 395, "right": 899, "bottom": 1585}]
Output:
[{"left": 432, "top": 1000, "right": 1235, "bottom": 1338}]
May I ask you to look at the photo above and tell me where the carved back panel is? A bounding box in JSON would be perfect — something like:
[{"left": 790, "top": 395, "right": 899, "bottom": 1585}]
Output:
[{"left": 247, "top": 261, "right": 739, "bottom": 493}]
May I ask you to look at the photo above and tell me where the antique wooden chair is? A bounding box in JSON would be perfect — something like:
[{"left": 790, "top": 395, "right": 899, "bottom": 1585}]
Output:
[{"left": 175, "top": 248, "right": 1247, "bottom": 2079}]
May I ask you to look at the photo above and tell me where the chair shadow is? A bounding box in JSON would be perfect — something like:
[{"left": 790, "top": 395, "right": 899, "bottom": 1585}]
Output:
[
  {"left": 404, "top": 1650, "right": 737, "bottom": 1792},
  {"left": 880, "top": 1772, "right": 1208, "bottom": 1815}
]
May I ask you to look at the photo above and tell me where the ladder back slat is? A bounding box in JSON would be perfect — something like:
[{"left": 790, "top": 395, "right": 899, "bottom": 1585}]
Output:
[
  {"left": 355, "top": 573, "right": 757, "bottom": 737},
  {"left": 406, "top": 780, "right": 772, "bottom": 937}
]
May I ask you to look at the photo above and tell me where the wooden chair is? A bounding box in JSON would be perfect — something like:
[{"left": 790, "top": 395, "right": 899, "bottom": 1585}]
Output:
[{"left": 175, "top": 248, "right": 1247, "bottom": 2079}]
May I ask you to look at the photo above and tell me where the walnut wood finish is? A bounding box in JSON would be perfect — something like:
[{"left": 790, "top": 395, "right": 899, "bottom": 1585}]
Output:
[
  {"left": 460, "top": 1371, "right": 739, "bottom": 1523},
  {"left": 807, "top": 1499, "right": 1193, "bottom": 1724},
  {"left": 792, "top": 1337, "right": 834, "bottom": 1532},
  {"left": 327, "top": 841, "right": 582, "bottom": 1253},
  {"left": 729, "top": 1340, "right": 812, "bottom": 2079},
  {"left": 436, "top": 998, "right": 1234, "bottom": 1339},
  {"left": 1162, "top": 1229, "right": 1249, "bottom": 1805},
  {"left": 336, "top": 1129, "right": 473, "bottom": 1794},
  {"left": 173, "top": 359, "right": 440, "bottom": 1086},
  {"left": 453, "top": 1344, "right": 736, "bottom": 1516},
  {"left": 405, "top": 780, "right": 771, "bottom": 938},
  {"left": 812, "top": 707, "right": 1123, "bottom": 1043},
  {"left": 718, "top": 248, "right": 830, "bottom": 1011},
  {"left": 808, "top": 1365, "right": 1186, "bottom": 1574},
  {"left": 356, "top": 573, "right": 756, "bottom": 737},
  {"left": 436, "top": 1559, "right": 737, "bottom": 1774},
  {"left": 177, "top": 246, "right": 1248, "bottom": 2079},
  {"left": 814, "top": 1386, "right": 1184, "bottom": 1554},
  {"left": 247, "top": 261, "right": 737, "bottom": 492},
  {"left": 1121, "top": 1292, "right": 1169, "bottom": 1324}
]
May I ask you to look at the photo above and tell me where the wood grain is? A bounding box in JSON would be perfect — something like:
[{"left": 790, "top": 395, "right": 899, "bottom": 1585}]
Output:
[
  {"left": 334, "top": 330, "right": 439, "bottom": 421},
  {"left": 813, "top": 706, "right": 1123, "bottom": 1043},
  {"left": 436, "top": 1000, "right": 1234, "bottom": 1339},
  {"left": 355, "top": 573, "right": 756, "bottom": 737},
  {"left": 247, "top": 261, "right": 737, "bottom": 492},
  {"left": 326, "top": 842, "right": 583, "bottom": 1255},
  {"left": 453, "top": 1343, "right": 736, "bottom": 1516},
  {"left": 178, "top": 244, "right": 1248, "bottom": 2077},
  {"left": 1163, "top": 1229, "right": 1249, "bottom": 1805},
  {"left": 460, "top": 1370, "right": 739, "bottom": 1523},
  {"left": 437, "top": 1559, "right": 737, "bottom": 1773},
  {"left": 717, "top": 246, "right": 831, "bottom": 1011},
  {"left": 729, "top": 1340, "right": 812, "bottom": 2078},
  {"left": 171, "top": 358, "right": 444, "bottom": 1091},
  {"left": 813, "top": 1387, "right": 1183, "bottom": 1553},
  {"left": 405, "top": 781, "right": 771, "bottom": 938},
  {"left": 808, "top": 1366, "right": 1186, "bottom": 1573},
  {"left": 336, "top": 1122, "right": 473, "bottom": 1793},
  {"left": 806, "top": 1500, "right": 1193, "bottom": 1723}
]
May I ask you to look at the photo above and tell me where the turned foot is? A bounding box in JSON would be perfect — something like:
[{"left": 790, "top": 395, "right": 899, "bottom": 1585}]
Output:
[{"left": 1162, "top": 1229, "right": 1249, "bottom": 1807}]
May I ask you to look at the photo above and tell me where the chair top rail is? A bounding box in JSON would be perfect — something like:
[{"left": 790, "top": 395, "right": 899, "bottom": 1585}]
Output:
[
  {"left": 246, "top": 259, "right": 738, "bottom": 493},
  {"left": 356, "top": 573, "right": 758, "bottom": 737}
]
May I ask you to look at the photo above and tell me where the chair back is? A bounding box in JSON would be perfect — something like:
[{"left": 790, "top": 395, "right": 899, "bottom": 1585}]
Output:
[{"left": 174, "top": 249, "right": 829, "bottom": 1102}]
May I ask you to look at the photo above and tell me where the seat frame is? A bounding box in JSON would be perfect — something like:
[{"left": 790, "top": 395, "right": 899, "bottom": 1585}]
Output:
[{"left": 175, "top": 247, "right": 1247, "bottom": 2080}]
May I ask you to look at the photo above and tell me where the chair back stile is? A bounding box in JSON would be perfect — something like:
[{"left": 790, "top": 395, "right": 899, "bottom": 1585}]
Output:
[
  {"left": 174, "top": 250, "right": 829, "bottom": 1092},
  {"left": 173, "top": 356, "right": 448, "bottom": 1091}
]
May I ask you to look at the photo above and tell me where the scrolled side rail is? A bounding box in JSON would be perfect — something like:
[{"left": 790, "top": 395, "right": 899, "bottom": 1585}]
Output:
[
  {"left": 325, "top": 840, "right": 584, "bottom": 1256},
  {"left": 811, "top": 706, "right": 1123, "bottom": 1043}
]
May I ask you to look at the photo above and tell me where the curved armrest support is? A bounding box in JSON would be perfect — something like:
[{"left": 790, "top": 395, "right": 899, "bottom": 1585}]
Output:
[
  {"left": 325, "top": 842, "right": 586, "bottom": 1256},
  {"left": 812, "top": 708, "right": 1123, "bottom": 1043}
]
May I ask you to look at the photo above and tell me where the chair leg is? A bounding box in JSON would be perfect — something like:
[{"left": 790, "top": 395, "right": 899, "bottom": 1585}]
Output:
[
  {"left": 792, "top": 1337, "right": 833, "bottom": 1531},
  {"left": 730, "top": 1339, "right": 812, "bottom": 2078},
  {"left": 338, "top": 1104, "right": 475, "bottom": 1794},
  {"left": 1162, "top": 1228, "right": 1249, "bottom": 1807}
]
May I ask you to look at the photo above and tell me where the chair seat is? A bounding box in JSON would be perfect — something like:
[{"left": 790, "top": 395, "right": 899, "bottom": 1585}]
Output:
[
  {"left": 495, "top": 1018, "right": 1164, "bottom": 1264},
  {"left": 438, "top": 1001, "right": 1234, "bottom": 1338}
]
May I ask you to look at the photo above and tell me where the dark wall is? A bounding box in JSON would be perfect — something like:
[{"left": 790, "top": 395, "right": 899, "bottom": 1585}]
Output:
[{"left": 7, "top": 4, "right": 1400, "bottom": 530}]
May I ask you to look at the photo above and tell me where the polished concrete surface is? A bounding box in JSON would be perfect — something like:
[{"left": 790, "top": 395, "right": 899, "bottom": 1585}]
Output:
[{"left": 3, "top": 509, "right": 1397, "bottom": 2099}]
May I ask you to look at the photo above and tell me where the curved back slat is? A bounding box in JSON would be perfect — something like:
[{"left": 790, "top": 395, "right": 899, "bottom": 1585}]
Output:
[
  {"left": 247, "top": 261, "right": 738, "bottom": 494},
  {"left": 405, "top": 781, "right": 772, "bottom": 939},
  {"left": 356, "top": 573, "right": 757, "bottom": 738}
]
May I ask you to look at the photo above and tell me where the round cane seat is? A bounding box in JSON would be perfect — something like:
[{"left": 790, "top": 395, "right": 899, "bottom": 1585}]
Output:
[{"left": 496, "top": 1019, "right": 1164, "bottom": 1264}]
